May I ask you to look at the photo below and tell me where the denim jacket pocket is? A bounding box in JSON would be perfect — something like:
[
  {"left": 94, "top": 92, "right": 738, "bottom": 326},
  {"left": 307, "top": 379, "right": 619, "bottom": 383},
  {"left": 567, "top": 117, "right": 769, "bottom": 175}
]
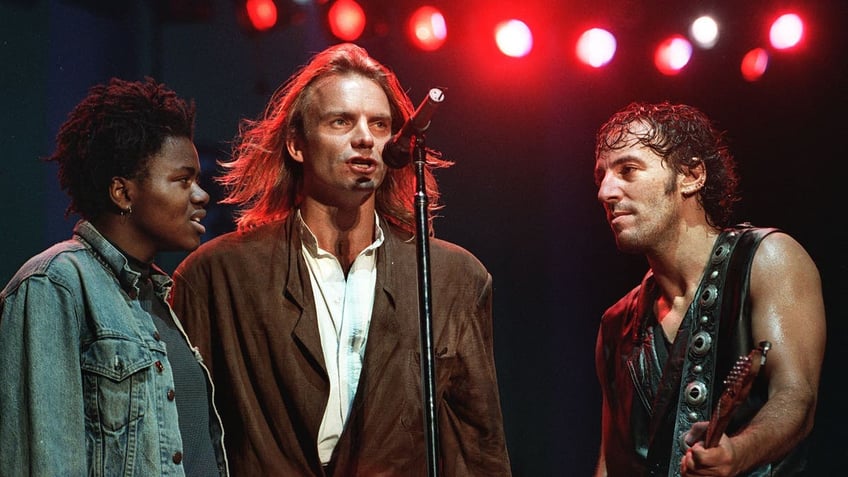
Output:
[{"left": 81, "top": 337, "right": 156, "bottom": 432}]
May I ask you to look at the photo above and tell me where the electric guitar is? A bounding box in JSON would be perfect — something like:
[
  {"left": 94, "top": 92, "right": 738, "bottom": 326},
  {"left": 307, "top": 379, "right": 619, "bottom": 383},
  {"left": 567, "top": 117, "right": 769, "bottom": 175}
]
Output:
[{"left": 704, "top": 340, "right": 772, "bottom": 448}]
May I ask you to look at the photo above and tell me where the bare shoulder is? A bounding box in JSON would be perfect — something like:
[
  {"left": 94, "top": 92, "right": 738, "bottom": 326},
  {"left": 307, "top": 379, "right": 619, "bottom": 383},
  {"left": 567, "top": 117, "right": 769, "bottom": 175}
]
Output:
[
  {"left": 749, "top": 230, "right": 825, "bottom": 344},
  {"left": 753, "top": 231, "right": 819, "bottom": 276}
]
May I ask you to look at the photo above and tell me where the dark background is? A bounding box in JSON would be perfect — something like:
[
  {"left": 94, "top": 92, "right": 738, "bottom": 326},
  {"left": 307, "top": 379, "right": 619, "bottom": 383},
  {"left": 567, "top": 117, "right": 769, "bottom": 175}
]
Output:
[{"left": 2, "top": 1, "right": 845, "bottom": 474}]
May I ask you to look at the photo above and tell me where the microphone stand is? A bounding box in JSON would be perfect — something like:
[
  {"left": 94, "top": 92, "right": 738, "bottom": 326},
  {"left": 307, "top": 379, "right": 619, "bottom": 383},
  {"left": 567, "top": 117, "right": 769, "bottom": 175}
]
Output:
[{"left": 410, "top": 134, "right": 440, "bottom": 477}]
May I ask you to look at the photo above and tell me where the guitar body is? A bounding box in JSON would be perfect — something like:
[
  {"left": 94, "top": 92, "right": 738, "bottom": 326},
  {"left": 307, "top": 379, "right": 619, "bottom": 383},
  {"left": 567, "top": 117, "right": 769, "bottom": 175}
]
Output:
[{"left": 705, "top": 341, "right": 772, "bottom": 448}]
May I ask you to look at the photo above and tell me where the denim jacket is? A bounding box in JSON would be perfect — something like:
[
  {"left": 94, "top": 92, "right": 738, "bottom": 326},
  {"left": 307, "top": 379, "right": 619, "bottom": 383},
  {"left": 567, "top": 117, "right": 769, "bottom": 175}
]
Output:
[{"left": 0, "top": 220, "right": 229, "bottom": 476}]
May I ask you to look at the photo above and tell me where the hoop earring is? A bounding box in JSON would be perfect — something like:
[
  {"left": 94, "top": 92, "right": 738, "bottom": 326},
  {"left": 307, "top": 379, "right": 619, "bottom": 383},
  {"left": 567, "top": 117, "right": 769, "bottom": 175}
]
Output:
[{"left": 120, "top": 205, "right": 132, "bottom": 218}]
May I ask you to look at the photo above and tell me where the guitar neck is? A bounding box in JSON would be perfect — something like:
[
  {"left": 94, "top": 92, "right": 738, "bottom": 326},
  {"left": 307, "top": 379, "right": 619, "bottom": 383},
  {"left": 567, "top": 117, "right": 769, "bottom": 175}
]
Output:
[{"left": 704, "top": 340, "right": 771, "bottom": 448}]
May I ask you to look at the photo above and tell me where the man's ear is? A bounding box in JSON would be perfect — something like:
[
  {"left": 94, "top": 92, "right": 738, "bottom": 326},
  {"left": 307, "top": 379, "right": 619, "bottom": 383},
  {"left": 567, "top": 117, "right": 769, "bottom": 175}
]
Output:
[
  {"left": 286, "top": 130, "right": 305, "bottom": 164},
  {"left": 109, "top": 176, "right": 132, "bottom": 212},
  {"left": 680, "top": 159, "right": 706, "bottom": 197}
]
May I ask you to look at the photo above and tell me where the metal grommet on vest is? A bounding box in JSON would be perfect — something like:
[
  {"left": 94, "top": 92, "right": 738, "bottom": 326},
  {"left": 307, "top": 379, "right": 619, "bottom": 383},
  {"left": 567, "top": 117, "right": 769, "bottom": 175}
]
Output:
[
  {"left": 699, "top": 284, "right": 719, "bottom": 308},
  {"left": 685, "top": 380, "right": 708, "bottom": 407},
  {"left": 690, "top": 331, "right": 713, "bottom": 356}
]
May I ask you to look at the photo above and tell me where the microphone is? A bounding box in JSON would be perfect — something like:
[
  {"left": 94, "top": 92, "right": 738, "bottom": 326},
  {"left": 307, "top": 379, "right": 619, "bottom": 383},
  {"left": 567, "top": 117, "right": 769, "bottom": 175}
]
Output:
[{"left": 382, "top": 87, "right": 445, "bottom": 168}]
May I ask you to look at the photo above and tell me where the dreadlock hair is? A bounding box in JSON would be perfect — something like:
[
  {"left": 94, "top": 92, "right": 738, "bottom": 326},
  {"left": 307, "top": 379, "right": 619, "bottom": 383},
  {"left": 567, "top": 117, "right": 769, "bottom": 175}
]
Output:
[{"left": 47, "top": 76, "right": 196, "bottom": 220}]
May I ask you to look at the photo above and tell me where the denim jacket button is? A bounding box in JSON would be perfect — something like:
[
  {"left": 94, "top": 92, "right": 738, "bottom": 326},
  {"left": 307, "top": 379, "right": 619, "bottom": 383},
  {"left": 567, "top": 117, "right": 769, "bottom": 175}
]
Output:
[
  {"left": 155, "top": 361, "right": 164, "bottom": 373},
  {"left": 172, "top": 451, "right": 183, "bottom": 464},
  {"left": 167, "top": 389, "right": 175, "bottom": 401}
]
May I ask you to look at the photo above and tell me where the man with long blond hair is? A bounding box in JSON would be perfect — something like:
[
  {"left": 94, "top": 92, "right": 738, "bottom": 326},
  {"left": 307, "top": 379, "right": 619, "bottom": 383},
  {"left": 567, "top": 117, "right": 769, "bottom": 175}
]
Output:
[{"left": 171, "top": 43, "right": 512, "bottom": 476}]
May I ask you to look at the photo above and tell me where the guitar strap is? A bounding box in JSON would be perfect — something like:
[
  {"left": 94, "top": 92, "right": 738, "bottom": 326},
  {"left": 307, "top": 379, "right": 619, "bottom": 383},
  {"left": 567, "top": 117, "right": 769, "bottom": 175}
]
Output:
[{"left": 646, "top": 224, "right": 777, "bottom": 476}]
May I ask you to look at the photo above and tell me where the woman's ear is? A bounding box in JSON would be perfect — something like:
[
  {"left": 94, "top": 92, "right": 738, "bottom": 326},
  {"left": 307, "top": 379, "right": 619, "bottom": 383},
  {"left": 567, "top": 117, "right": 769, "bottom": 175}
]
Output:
[{"left": 109, "top": 176, "right": 132, "bottom": 213}]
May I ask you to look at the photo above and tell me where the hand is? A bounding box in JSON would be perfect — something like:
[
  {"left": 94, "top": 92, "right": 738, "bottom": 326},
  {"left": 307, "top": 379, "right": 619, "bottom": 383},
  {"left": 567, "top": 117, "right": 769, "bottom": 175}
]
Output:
[
  {"left": 680, "top": 422, "right": 739, "bottom": 476},
  {"left": 682, "top": 421, "right": 708, "bottom": 449}
]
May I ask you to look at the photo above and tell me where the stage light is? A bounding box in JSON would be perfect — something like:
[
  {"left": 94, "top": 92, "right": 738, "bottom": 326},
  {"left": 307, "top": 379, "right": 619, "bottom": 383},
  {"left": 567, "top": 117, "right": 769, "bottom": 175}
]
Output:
[
  {"left": 407, "top": 6, "right": 447, "bottom": 51},
  {"left": 654, "top": 34, "right": 692, "bottom": 76},
  {"left": 770, "top": 13, "right": 804, "bottom": 50},
  {"left": 576, "top": 28, "right": 616, "bottom": 68},
  {"left": 245, "top": 0, "right": 278, "bottom": 31},
  {"left": 690, "top": 15, "right": 719, "bottom": 49},
  {"left": 741, "top": 47, "right": 769, "bottom": 82},
  {"left": 327, "top": 0, "right": 366, "bottom": 41},
  {"left": 494, "top": 19, "right": 533, "bottom": 58}
]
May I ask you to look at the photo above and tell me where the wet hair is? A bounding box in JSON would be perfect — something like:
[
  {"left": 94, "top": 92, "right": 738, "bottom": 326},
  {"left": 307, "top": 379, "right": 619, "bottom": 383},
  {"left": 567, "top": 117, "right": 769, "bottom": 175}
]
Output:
[
  {"left": 47, "top": 77, "right": 196, "bottom": 220},
  {"left": 219, "top": 42, "right": 452, "bottom": 234},
  {"left": 595, "top": 101, "right": 741, "bottom": 228}
]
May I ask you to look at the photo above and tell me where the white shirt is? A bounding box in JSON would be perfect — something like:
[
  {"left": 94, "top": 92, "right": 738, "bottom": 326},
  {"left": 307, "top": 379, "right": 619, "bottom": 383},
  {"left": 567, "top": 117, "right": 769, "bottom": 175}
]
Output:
[{"left": 298, "top": 211, "right": 384, "bottom": 464}]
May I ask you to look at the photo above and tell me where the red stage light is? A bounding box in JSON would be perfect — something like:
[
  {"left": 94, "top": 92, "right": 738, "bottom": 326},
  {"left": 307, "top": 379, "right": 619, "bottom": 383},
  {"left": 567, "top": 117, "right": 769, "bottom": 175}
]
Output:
[
  {"left": 654, "top": 35, "right": 692, "bottom": 75},
  {"left": 245, "top": 0, "right": 278, "bottom": 32},
  {"left": 408, "top": 6, "right": 447, "bottom": 52},
  {"left": 494, "top": 19, "right": 533, "bottom": 58},
  {"left": 741, "top": 47, "right": 769, "bottom": 81},
  {"left": 770, "top": 13, "right": 804, "bottom": 50},
  {"left": 576, "top": 28, "right": 616, "bottom": 68},
  {"left": 328, "top": 0, "right": 366, "bottom": 41}
]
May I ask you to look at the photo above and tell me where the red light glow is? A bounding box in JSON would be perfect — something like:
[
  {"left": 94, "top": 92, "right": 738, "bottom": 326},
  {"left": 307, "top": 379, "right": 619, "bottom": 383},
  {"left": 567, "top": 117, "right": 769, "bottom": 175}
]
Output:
[
  {"left": 246, "top": 0, "right": 278, "bottom": 31},
  {"left": 408, "top": 6, "right": 447, "bottom": 51},
  {"left": 328, "top": 0, "right": 366, "bottom": 41},
  {"left": 741, "top": 47, "right": 769, "bottom": 81},
  {"left": 654, "top": 35, "right": 693, "bottom": 75},
  {"left": 576, "top": 28, "right": 616, "bottom": 68},
  {"left": 494, "top": 19, "right": 533, "bottom": 58},
  {"left": 770, "top": 13, "right": 804, "bottom": 50}
]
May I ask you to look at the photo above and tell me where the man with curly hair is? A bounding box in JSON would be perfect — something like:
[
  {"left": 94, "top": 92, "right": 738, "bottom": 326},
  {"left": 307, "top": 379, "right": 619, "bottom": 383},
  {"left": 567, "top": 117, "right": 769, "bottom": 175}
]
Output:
[{"left": 592, "top": 102, "right": 825, "bottom": 476}]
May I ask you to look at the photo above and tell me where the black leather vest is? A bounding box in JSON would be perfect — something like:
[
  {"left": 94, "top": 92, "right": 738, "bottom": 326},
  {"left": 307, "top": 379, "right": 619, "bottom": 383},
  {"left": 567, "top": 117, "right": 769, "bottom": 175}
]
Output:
[{"left": 598, "top": 225, "right": 809, "bottom": 476}]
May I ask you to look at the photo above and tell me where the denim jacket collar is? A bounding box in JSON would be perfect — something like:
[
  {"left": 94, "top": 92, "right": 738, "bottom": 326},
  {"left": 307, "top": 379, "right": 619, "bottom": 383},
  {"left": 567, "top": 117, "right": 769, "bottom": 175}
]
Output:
[{"left": 73, "top": 220, "right": 173, "bottom": 301}]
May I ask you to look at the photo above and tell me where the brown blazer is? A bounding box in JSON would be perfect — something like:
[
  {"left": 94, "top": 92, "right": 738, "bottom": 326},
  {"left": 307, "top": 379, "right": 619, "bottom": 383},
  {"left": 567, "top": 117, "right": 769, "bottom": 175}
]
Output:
[{"left": 171, "top": 214, "right": 511, "bottom": 476}]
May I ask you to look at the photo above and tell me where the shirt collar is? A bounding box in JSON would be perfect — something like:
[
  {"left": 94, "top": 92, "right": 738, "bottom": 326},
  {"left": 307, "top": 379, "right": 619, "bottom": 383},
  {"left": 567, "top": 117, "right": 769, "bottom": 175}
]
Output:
[{"left": 296, "top": 209, "right": 385, "bottom": 256}]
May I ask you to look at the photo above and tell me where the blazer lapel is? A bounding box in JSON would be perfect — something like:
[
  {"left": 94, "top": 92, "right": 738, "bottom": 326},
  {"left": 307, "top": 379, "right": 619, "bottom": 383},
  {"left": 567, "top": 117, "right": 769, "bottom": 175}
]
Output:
[{"left": 283, "top": 215, "right": 328, "bottom": 376}]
